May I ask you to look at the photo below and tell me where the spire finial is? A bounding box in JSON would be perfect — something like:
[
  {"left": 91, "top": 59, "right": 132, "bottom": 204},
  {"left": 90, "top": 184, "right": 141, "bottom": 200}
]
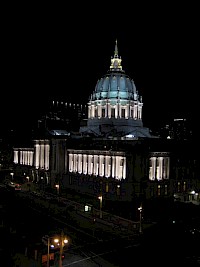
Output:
[
  {"left": 110, "top": 39, "right": 123, "bottom": 71},
  {"left": 114, "top": 39, "right": 118, "bottom": 57}
]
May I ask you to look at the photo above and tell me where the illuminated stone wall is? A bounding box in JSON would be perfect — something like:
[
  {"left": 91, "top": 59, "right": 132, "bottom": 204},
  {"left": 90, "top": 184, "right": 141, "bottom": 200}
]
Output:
[
  {"left": 34, "top": 140, "right": 50, "bottom": 170},
  {"left": 88, "top": 99, "right": 142, "bottom": 120},
  {"left": 68, "top": 149, "right": 126, "bottom": 180},
  {"left": 149, "top": 153, "right": 170, "bottom": 181},
  {"left": 13, "top": 148, "right": 34, "bottom": 166}
]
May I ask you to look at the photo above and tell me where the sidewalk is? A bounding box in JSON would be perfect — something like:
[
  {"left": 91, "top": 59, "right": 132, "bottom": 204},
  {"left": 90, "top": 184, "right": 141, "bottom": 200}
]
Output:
[{"left": 11, "top": 253, "right": 40, "bottom": 267}]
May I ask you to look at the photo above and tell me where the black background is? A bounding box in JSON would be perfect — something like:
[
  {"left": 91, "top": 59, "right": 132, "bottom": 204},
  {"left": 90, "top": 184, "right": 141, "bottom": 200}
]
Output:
[{"left": 1, "top": 3, "right": 199, "bottom": 131}]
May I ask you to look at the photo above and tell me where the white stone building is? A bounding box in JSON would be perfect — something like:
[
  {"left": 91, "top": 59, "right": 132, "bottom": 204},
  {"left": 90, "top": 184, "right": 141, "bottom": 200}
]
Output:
[{"left": 12, "top": 41, "right": 199, "bottom": 211}]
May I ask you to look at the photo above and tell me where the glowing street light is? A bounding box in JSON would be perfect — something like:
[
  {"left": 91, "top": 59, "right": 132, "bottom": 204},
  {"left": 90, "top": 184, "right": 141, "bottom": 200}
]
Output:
[
  {"left": 46, "top": 231, "right": 69, "bottom": 267},
  {"left": 98, "top": 195, "right": 103, "bottom": 219},
  {"left": 10, "top": 172, "right": 14, "bottom": 181},
  {"left": 55, "top": 184, "right": 59, "bottom": 195},
  {"left": 54, "top": 231, "right": 68, "bottom": 267},
  {"left": 138, "top": 205, "right": 143, "bottom": 234}
]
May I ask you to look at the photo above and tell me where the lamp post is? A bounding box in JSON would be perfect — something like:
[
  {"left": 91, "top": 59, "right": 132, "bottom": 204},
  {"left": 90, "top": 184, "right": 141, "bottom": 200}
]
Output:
[
  {"left": 47, "top": 237, "right": 50, "bottom": 267},
  {"left": 55, "top": 184, "right": 59, "bottom": 195},
  {"left": 98, "top": 195, "right": 103, "bottom": 219},
  {"left": 138, "top": 205, "right": 143, "bottom": 234},
  {"left": 59, "top": 231, "right": 64, "bottom": 267},
  {"left": 54, "top": 231, "right": 68, "bottom": 267},
  {"left": 45, "top": 231, "right": 69, "bottom": 267},
  {"left": 10, "top": 172, "right": 14, "bottom": 181}
]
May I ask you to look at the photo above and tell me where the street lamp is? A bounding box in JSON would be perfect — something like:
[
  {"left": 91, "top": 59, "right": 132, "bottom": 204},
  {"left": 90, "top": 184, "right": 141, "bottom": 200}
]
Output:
[
  {"left": 54, "top": 231, "right": 68, "bottom": 267},
  {"left": 47, "top": 237, "right": 50, "bottom": 267},
  {"left": 55, "top": 184, "right": 59, "bottom": 195},
  {"left": 10, "top": 172, "right": 14, "bottom": 181},
  {"left": 46, "top": 231, "right": 69, "bottom": 267},
  {"left": 98, "top": 195, "right": 103, "bottom": 219},
  {"left": 138, "top": 205, "right": 143, "bottom": 234}
]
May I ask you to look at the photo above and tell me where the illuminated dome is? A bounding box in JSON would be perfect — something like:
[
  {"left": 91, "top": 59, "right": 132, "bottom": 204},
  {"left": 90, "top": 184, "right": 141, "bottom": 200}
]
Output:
[
  {"left": 91, "top": 71, "right": 137, "bottom": 101},
  {"left": 80, "top": 40, "right": 153, "bottom": 139},
  {"left": 90, "top": 41, "right": 138, "bottom": 102}
]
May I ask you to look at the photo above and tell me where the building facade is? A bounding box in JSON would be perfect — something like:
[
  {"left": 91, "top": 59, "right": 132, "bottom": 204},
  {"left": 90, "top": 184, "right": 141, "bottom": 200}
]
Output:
[{"left": 12, "top": 41, "right": 200, "bottom": 214}]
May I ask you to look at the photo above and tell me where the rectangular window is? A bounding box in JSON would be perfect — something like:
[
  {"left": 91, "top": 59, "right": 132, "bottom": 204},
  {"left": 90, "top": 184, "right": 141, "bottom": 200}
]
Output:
[
  {"left": 158, "top": 185, "right": 161, "bottom": 196},
  {"left": 106, "top": 182, "right": 109, "bottom": 193},
  {"left": 164, "top": 185, "right": 168, "bottom": 195},
  {"left": 111, "top": 108, "right": 115, "bottom": 118},
  {"left": 183, "top": 181, "right": 186, "bottom": 192},
  {"left": 121, "top": 108, "right": 125, "bottom": 118},
  {"left": 95, "top": 109, "right": 98, "bottom": 118},
  {"left": 102, "top": 108, "right": 105, "bottom": 118},
  {"left": 178, "top": 182, "right": 181, "bottom": 192},
  {"left": 131, "top": 109, "right": 133, "bottom": 118}
]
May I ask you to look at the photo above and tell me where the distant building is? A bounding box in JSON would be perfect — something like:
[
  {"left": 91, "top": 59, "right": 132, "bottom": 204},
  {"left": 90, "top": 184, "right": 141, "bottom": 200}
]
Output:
[
  {"left": 36, "top": 100, "right": 87, "bottom": 134},
  {"left": 168, "top": 118, "right": 193, "bottom": 140},
  {"left": 12, "top": 40, "right": 200, "bottom": 217},
  {"left": 155, "top": 118, "right": 193, "bottom": 140}
]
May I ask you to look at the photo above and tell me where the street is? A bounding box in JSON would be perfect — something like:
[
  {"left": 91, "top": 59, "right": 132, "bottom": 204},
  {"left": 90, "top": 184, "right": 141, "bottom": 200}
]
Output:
[{"left": 0, "top": 183, "right": 200, "bottom": 266}]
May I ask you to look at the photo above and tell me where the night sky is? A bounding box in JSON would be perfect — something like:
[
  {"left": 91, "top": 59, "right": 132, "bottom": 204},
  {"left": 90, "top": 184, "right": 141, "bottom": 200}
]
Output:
[{"left": 1, "top": 4, "right": 199, "bottom": 132}]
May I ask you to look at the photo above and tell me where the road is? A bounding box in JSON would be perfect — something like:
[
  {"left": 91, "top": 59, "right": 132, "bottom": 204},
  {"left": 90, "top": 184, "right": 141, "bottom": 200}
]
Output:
[
  {"left": 0, "top": 184, "right": 141, "bottom": 266},
  {"left": 0, "top": 183, "right": 200, "bottom": 266}
]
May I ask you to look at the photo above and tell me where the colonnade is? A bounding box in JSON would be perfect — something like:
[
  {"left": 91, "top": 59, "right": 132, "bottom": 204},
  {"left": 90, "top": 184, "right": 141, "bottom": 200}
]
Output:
[
  {"left": 68, "top": 150, "right": 126, "bottom": 180},
  {"left": 149, "top": 156, "right": 170, "bottom": 181},
  {"left": 13, "top": 149, "right": 34, "bottom": 166},
  {"left": 88, "top": 100, "right": 142, "bottom": 120}
]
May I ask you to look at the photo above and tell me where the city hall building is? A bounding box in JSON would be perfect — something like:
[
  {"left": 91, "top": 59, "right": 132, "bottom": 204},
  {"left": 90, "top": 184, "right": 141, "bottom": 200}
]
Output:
[{"left": 13, "top": 41, "right": 200, "bottom": 210}]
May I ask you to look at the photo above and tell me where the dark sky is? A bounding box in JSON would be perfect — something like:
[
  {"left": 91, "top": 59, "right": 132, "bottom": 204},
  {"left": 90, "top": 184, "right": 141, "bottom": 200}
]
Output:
[{"left": 1, "top": 3, "right": 199, "bottom": 131}]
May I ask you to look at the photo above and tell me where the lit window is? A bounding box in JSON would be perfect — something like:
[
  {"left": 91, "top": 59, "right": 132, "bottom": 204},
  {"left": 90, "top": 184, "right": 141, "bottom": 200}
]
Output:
[
  {"left": 178, "top": 182, "right": 180, "bottom": 192},
  {"left": 158, "top": 185, "right": 161, "bottom": 196},
  {"left": 111, "top": 108, "right": 115, "bottom": 117},
  {"left": 106, "top": 182, "right": 109, "bottom": 193},
  {"left": 102, "top": 108, "right": 105, "bottom": 118},
  {"left": 121, "top": 109, "right": 125, "bottom": 118},
  {"left": 164, "top": 185, "right": 168, "bottom": 195},
  {"left": 183, "top": 181, "right": 186, "bottom": 191},
  {"left": 131, "top": 109, "right": 133, "bottom": 118}
]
